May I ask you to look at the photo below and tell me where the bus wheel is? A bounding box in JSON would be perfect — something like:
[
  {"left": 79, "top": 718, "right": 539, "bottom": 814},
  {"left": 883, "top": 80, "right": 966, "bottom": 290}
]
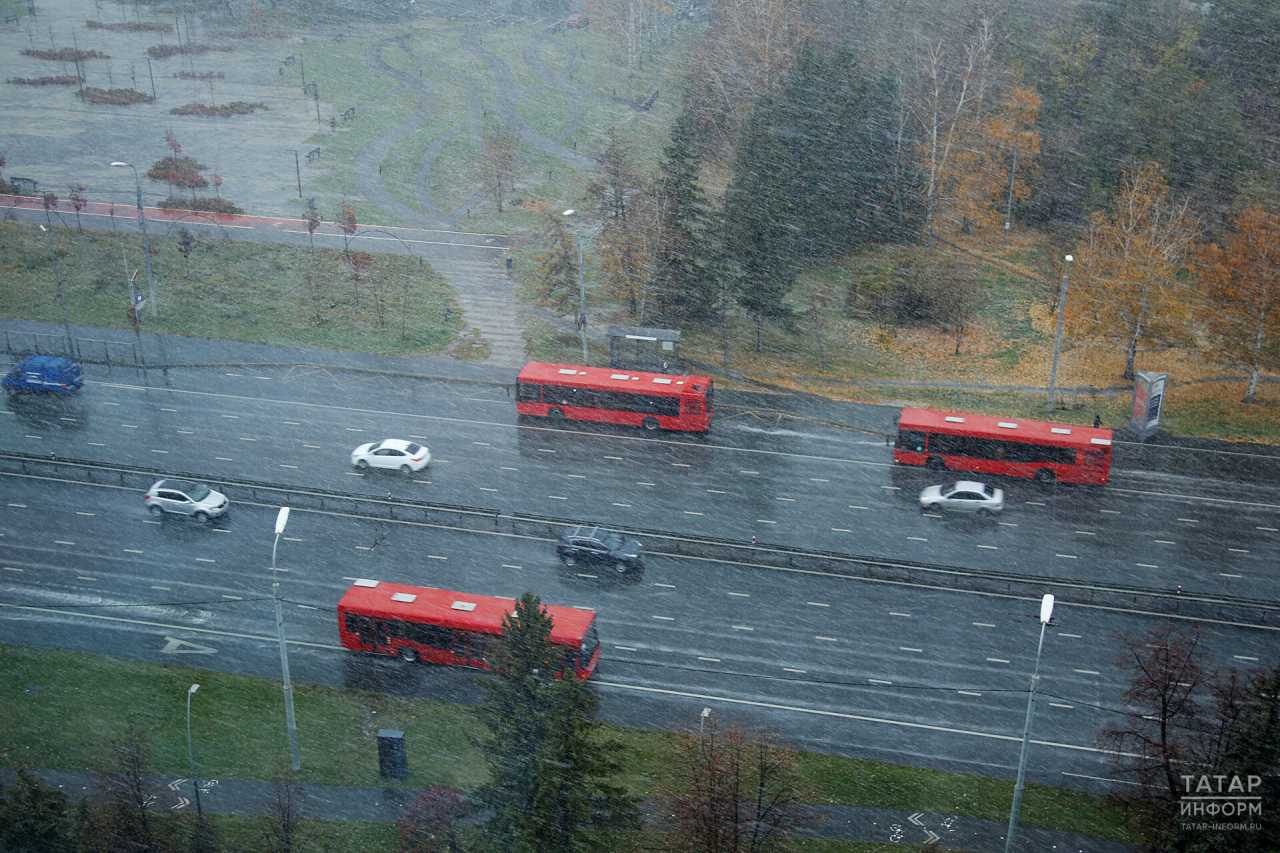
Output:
[
  {"left": 642, "top": 417, "right": 659, "bottom": 431},
  {"left": 926, "top": 456, "right": 946, "bottom": 471},
  {"left": 548, "top": 408, "right": 565, "bottom": 421},
  {"left": 1035, "top": 468, "right": 1056, "bottom": 484},
  {"left": 398, "top": 646, "right": 419, "bottom": 663}
]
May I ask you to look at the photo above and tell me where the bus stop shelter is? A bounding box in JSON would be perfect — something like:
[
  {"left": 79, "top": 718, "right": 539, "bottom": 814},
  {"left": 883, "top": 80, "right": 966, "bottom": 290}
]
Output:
[{"left": 608, "top": 325, "right": 682, "bottom": 373}]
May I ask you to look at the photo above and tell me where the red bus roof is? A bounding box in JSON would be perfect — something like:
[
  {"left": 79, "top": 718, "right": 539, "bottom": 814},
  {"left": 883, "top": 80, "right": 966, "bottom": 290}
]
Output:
[
  {"left": 337, "top": 580, "right": 596, "bottom": 646},
  {"left": 898, "top": 407, "right": 1113, "bottom": 449},
  {"left": 518, "top": 361, "right": 712, "bottom": 396}
]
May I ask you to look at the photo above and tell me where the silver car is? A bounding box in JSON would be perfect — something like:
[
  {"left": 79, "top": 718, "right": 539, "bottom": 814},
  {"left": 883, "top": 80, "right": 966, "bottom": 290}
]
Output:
[
  {"left": 144, "top": 479, "right": 229, "bottom": 523},
  {"left": 919, "top": 480, "right": 1005, "bottom": 515}
]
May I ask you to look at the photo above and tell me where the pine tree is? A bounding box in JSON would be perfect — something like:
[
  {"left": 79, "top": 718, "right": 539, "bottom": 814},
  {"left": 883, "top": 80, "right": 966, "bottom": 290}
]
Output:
[
  {"left": 651, "top": 107, "right": 715, "bottom": 323},
  {"left": 0, "top": 767, "right": 74, "bottom": 853},
  {"left": 472, "top": 593, "right": 637, "bottom": 853}
]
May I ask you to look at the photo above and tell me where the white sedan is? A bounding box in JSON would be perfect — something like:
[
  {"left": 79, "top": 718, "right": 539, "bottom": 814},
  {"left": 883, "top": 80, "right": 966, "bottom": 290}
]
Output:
[
  {"left": 919, "top": 481, "right": 1004, "bottom": 515},
  {"left": 351, "top": 439, "right": 431, "bottom": 474}
]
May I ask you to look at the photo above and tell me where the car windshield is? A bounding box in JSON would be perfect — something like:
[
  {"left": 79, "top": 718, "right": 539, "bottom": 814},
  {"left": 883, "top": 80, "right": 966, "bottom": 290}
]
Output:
[
  {"left": 602, "top": 532, "right": 625, "bottom": 550},
  {"left": 406, "top": 443, "right": 423, "bottom": 455},
  {"left": 185, "top": 484, "right": 211, "bottom": 501},
  {"left": 368, "top": 440, "right": 385, "bottom": 452}
]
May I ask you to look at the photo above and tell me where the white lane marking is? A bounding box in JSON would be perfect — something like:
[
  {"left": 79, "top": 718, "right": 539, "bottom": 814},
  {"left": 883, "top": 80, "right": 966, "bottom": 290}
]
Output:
[
  {"left": 901, "top": 647, "right": 923, "bottom": 653},
  {"left": 784, "top": 668, "right": 807, "bottom": 674},
  {"left": 1056, "top": 554, "right": 1077, "bottom": 559},
  {"left": 613, "top": 502, "right": 631, "bottom": 507},
  {"left": 654, "top": 583, "right": 675, "bottom": 588},
  {"left": 832, "top": 528, "right": 851, "bottom": 532},
  {"left": 732, "top": 625, "right": 753, "bottom": 631},
  {"left": 727, "top": 592, "right": 749, "bottom": 598},
  {"left": 740, "top": 470, "right": 759, "bottom": 475},
  {"left": 807, "top": 602, "right": 829, "bottom": 607},
  {"left": 595, "top": 681, "right": 1122, "bottom": 756},
  {"left": 707, "top": 489, "right": 725, "bottom": 494},
  {"left": 1137, "top": 563, "right": 1158, "bottom": 568},
  {"left": 1058, "top": 633, "right": 1082, "bottom": 638},
  {"left": 815, "top": 636, "right": 838, "bottom": 642},
  {"left": 959, "top": 690, "right": 982, "bottom": 697},
  {"left": 869, "top": 679, "right": 892, "bottom": 685},
  {"left": 652, "top": 615, "right": 674, "bottom": 621},
  {"left": 1074, "top": 669, "right": 1100, "bottom": 675},
  {"left": 986, "top": 658, "right": 1010, "bottom": 664},
  {"left": 973, "top": 622, "right": 995, "bottom": 627},
  {"left": 1049, "top": 702, "right": 1074, "bottom": 709},
  {"left": 1229, "top": 548, "right": 1249, "bottom": 553},
  {"left": 849, "top": 505, "right": 868, "bottom": 510},
  {"left": 615, "top": 646, "right": 638, "bottom": 651},
  {"left": 698, "top": 656, "right": 720, "bottom": 662},
  {"left": 1235, "top": 655, "right": 1259, "bottom": 662}
]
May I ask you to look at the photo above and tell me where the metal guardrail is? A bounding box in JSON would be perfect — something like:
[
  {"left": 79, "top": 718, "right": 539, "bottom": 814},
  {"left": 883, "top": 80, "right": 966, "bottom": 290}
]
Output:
[{"left": 2, "top": 450, "right": 1277, "bottom": 627}]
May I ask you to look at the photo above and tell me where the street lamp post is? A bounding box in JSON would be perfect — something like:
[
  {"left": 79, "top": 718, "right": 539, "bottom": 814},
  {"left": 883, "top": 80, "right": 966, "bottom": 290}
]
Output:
[
  {"left": 1047, "top": 255, "right": 1072, "bottom": 411},
  {"left": 272, "top": 506, "right": 301, "bottom": 772},
  {"left": 38, "top": 225, "right": 74, "bottom": 355},
  {"left": 1005, "top": 594, "right": 1055, "bottom": 853},
  {"left": 287, "top": 149, "right": 303, "bottom": 198},
  {"left": 562, "top": 209, "right": 588, "bottom": 364},
  {"left": 111, "top": 162, "right": 157, "bottom": 318},
  {"left": 186, "top": 683, "right": 203, "bottom": 817}
]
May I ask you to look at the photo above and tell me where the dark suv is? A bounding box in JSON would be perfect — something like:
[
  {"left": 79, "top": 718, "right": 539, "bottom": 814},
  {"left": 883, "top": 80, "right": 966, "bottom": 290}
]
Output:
[
  {"left": 557, "top": 526, "right": 644, "bottom": 573},
  {"left": 3, "top": 356, "right": 83, "bottom": 395}
]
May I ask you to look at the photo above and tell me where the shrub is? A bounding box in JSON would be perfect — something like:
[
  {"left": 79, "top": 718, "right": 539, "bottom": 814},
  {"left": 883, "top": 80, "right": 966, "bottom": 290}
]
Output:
[
  {"left": 21, "top": 47, "right": 108, "bottom": 61},
  {"left": 7, "top": 76, "right": 84, "bottom": 85},
  {"left": 146, "top": 43, "right": 233, "bottom": 60},
  {"left": 86, "top": 20, "right": 172, "bottom": 32},
  {"left": 157, "top": 197, "right": 244, "bottom": 215},
  {"left": 168, "top": 101, "right": 269, "bottom": 117},
  {"left": 75, "top": 87, "right": 155, "bottom": 105}
]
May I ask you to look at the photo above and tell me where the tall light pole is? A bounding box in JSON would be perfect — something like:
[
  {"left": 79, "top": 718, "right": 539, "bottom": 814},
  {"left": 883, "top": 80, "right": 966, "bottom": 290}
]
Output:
[
  {"left": 111, "top": 162, "right": 157, "bottom": 318},
  {"left": 38, "top": 225, "right": 74, "bottom": 355},
  {"left": 287, "top": 150, "right": 303, "bottom": 198},
  {"left": 1047, "top": 255, "right": 1072, "bottom": 411},
  {"left": 562, "top": 209, "right": 588, "bottom": 364},
  {"left": 185, "top": 683, "right": 203, "bottom": 817},
  {"left": 271, "top": 506, "right": 301, "bottom": 772},
  {"left": 1005, "top": 594, "right": 1055, "bottom": 853}
]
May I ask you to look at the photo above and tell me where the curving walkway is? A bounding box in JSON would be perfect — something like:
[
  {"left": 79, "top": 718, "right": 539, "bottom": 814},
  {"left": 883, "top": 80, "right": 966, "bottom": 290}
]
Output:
[{"left": 345, "top": 21, "right": 667, "bottom": 368}]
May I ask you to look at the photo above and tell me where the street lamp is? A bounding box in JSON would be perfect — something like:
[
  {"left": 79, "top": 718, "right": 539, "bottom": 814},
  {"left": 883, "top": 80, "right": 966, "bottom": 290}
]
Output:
[
  {"left": 185, "top": 683, "right": 203, "bottom": 817},
  {"left": 562, "top": 209, "right": 588, "bottom": 364},
  {"left": 111, "top": 162, "right": 157, "bottom": 318},
  {"left": 272, "top": 506, "right": 301, "bottom": 772},
  {"left": 1005, "top": 594, "right": 1055, "bottom": 853},
  {"left": 287, "top": 149, "right": 303, "bottom": 198},
  {"left": 1047, "top": 255, "right": 1072, "bottom": 411},
  {"left": 38, "top": 225, "right": 74, "bottom": 355}
]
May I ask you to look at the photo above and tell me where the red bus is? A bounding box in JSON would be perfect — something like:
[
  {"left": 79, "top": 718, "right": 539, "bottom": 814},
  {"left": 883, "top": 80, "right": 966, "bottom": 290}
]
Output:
[
  {"left": 893, "top": 407, "right": 1113, "bottom": 485},
  {"left": 516, "top": 361, "right": 713, "bottom": 432},
  {"left": 337, "top": 580, "right": 601, "bottom": 679}
]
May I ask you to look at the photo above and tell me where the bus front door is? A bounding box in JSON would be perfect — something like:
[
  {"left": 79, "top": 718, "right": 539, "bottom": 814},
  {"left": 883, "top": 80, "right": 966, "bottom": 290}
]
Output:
[{"left": 356, "top": 616, "right": 387, "bottom": 652}]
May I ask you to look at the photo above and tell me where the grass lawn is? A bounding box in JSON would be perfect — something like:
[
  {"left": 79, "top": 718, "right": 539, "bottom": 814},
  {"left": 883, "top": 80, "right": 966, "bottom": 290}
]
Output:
[
  {"left": 0, "top": 221, "right": 461, "bottom": 358},
  {"left": 0, "top": 644, "right": 1135, "bottom": 842}
]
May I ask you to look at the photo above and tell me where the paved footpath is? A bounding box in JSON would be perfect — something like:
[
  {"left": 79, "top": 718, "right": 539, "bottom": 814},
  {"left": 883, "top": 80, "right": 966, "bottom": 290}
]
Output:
[{"left": 0, "top": 767, "right": 1134, "bottom": 852}]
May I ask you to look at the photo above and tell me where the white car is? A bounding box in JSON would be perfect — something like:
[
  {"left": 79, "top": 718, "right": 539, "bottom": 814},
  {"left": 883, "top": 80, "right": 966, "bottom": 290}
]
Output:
[
  {"left": 919, "top": 481, "right": 1004, "bottom": 515},
  {"left": 144, "top": 479, "right": 229, "bottom": 523},
  {"left": 351, "top": 439, "right": 431, "bottom": 475}
]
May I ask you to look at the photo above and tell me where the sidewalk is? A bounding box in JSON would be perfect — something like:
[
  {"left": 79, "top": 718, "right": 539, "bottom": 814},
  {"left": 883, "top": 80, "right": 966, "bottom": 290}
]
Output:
[{"left": 0, "top": 767, "right": 1135, "bottom": 852}]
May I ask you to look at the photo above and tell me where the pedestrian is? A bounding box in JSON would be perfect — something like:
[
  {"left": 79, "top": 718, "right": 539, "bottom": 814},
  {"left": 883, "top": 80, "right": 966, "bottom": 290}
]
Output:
[{"left": 1093, "top": 414, "right": 1102, "bottom": 429}]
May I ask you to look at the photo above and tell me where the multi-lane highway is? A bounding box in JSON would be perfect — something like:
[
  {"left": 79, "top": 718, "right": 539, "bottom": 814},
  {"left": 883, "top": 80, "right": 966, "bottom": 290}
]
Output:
[{"left": 3, "top": 362, "right": 1278, "bottom": 785}]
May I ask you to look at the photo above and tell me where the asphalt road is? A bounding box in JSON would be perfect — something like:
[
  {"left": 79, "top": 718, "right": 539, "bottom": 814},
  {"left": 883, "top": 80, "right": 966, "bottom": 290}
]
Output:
[
  {"left": 3, "top": 364, "right": 1279, "bottom": 786},
  {"left": 4, "top": 361, "right": 1278, "bottom": 597}
]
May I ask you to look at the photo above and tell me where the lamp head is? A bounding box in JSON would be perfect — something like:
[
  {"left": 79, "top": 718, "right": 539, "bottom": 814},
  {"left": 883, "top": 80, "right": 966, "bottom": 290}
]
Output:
[
  {"left": 1064, "top": 254, "right": 1073, "bottom": 263},
  {"left": 110, "top": 161, "right": 129, "bottom": 168},
  {"left": 275, "top": 506, "right": 290, "bottom": 535},
  {"left": 562, "top": 209, "right": 575, "bottom": 216},
  {"left": 188, "top": 684, "right": 200, "bottom": 695},
  {"left": 1039, "top": 594, "right": 1055, "bottom": 624}
]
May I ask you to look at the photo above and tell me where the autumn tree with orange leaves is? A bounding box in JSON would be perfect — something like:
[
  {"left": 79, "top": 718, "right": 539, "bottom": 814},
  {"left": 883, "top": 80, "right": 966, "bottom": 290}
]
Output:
[
  {"left": 1068, "top": 161, "right": 1199, "bottom": 380},
  {"left": 1194, "top": 206, "right": 1280, "bottom": 404}
]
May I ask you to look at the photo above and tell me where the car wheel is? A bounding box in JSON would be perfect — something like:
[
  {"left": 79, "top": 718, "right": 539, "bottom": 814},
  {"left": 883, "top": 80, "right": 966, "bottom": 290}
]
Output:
[
  {"left": 1035, "top": 468, "right": 1056, "bottom": 484},
  {"left": 978, "top": 508, "right": 992, "bottom": 518},
  {"left": 194, "top": 511, "right": 210, "bottom": 524},
  {"left": 398, "top": 646, "right": 419, "bottom": 664},
  {"left": 926, "top": 456, "right": 946, "bottom": 471},
  {"left": 641, "top": 417, "right": 659, "bottom": 431},
  {"left": 562, "top": 554, "right": 576, "bottom": 567},
  {"left": 400, "top": 464, "right": 413, "bottom": 475},
  {"left": 615, "top": 561, "right": 629, "bottom": 573},
  {"left": 356, "top": 459, "right": 369, "bottom": 469},
  {"left": 148, "top": 505, "right": 164, "bottom": 518},
  {"left": 548, "top": 407, "right": 565, "bottom": 421}
]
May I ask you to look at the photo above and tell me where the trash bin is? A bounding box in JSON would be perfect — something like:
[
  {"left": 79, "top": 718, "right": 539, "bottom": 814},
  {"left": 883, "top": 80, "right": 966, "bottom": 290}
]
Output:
[{"left": 377, "top": 729, "right": 407, "bottom": 780}]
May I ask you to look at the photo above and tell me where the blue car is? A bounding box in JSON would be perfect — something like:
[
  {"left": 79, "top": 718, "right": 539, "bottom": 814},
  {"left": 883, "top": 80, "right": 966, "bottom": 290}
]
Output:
[{"left": 3, "top": 356, "right": 84, "bottom": 395}]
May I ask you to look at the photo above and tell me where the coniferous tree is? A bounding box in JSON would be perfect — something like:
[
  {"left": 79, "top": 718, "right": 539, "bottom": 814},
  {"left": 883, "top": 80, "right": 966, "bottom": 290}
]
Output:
[
  {"left": 472, "top": 593, "right": 637, "bottom": 853},
  {"left": 0, "top": 767, "right": 74, "bottom": 853},
  {"left": 651, "top": 107, "right": 716, "bottom": 323}
]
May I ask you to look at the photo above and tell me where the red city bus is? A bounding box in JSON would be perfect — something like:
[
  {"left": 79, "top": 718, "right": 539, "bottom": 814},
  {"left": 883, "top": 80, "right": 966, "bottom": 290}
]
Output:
[
  {"left": 516, "top": 361, "right": 713, "bottom": 432},
  {"left": 893, "top": 407, "right": 1113, "bottom": 485},
  {"left": 337, "top": 580, "right": 601, "bottom": 679}
]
